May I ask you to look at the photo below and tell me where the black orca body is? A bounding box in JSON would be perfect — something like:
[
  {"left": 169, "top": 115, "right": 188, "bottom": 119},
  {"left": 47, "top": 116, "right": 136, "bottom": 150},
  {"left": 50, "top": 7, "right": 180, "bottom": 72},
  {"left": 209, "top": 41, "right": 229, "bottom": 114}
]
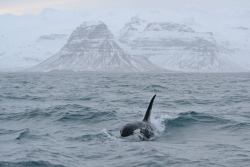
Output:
[{"left": 120, "top": 95, "right": 156, "bottom": 140}]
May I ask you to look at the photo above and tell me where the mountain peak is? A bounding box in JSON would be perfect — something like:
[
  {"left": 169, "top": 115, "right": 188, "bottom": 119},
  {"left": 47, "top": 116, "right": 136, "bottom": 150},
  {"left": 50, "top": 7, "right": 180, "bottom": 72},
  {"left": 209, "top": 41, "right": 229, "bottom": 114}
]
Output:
[
  {"left": 68, "top": 21, "right": 113, "bottom": 41},
  {"left": 130, "top": 16, "right": 146, "bottom": 25},
  {"left": 32, "top": 21, "right": 161, "bottom": 72},
  {"left": 79, "top": 21, "right": 105, "bottom": 27},
  {"left": 119, "top": 18, "right": 245, "bottom": 72}
]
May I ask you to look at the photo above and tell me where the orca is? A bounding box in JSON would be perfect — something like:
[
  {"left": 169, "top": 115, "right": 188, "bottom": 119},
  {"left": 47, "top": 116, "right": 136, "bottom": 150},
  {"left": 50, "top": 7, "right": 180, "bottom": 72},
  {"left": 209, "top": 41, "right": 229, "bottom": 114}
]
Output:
[{"left": 120, "top": 95, "right": 156, "bottom": 140}]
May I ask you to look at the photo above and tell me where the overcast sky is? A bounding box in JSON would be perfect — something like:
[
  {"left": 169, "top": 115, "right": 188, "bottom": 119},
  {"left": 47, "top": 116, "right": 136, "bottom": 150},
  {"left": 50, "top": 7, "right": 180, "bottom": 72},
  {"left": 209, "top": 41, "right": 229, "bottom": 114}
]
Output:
[{"left": 0, "top": 0, "right": 250, "bottom": 15}]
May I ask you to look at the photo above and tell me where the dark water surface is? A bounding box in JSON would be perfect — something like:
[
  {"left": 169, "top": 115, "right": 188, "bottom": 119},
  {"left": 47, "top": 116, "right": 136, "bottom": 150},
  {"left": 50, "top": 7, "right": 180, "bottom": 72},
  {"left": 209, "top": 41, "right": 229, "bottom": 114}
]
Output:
[{"left": 0, "top": 72, "right": 250, "bottom": 167}]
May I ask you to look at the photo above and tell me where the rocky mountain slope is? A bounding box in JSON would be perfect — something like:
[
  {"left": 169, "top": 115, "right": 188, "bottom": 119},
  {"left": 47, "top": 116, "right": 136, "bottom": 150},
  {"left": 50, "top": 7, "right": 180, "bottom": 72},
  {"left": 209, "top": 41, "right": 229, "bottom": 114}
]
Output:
[
  {"left": 1, "top": 11, "right": 249, "bottom": 73},
  {"left": 32, "top": 22, "right": 160, "bottom": 72},
  {"left": 119, "top": 17, "right": 246, "bottom": 72}
]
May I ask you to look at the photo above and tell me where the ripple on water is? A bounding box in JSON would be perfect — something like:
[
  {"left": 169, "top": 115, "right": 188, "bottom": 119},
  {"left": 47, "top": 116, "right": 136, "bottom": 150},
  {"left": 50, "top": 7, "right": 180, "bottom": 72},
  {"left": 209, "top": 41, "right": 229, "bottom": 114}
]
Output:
[
  {"left": 143, "top": 84, "right": 166, "bottom": 92},
  {"left": 165, "top": 111, "right": 231, "bottom": 128},
  {"left": 0, "top": 161, "right": 65, "bottom": 167},
  {"left": 57, "top": 110, "right": 117, "bottom": 123},
  {"left": 67, "top": 133, "right": 109, "bottom": 142},
  {"left": 0, "top": 94, "right": 44, "bottom": 101},
  {"left": 0, "top": 108, "right": 51, "bottom": 121},
  {"left": 220, "top": 122, "right": 250, "bottom": 131}
]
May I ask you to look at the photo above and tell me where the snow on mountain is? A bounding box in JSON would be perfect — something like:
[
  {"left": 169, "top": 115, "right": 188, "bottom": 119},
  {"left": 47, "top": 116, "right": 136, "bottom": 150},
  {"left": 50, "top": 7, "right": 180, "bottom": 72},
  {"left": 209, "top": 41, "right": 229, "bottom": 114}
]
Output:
[
  {"left": 215, "top": 25, "right": 250, "bottom": 71},
  {"left": 119, "top": 17, "right": 247, "bottom": 72},
  {"left": 31, "top": 21, "right": 161, "bottom": 72},
  {"left": 0, "top": 9, "right": 249, "bottom": 72}
]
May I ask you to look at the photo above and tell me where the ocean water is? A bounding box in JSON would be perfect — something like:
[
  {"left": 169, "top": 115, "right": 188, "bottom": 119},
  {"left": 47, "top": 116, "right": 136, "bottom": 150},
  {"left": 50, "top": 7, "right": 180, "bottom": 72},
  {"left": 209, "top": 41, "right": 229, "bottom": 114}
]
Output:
[{"left": 0, "top": 72, "right": 250, "bottom": 167}]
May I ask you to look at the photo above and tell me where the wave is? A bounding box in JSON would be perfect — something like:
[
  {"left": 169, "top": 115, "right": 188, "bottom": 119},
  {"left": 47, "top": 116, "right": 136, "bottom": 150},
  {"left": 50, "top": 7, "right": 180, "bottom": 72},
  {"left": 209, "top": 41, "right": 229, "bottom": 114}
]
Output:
[
  {"left": 220, "top": 122, "right": 250, "bottom": 131},
  {"left": 0, "top": 129, "right": 22, "bottom": 135},
  {"left": 0, "top": 108, "right": 51, "bottom": 121},
  {"left": 143, "top": 84, "right": 166, "bottom": 92},
  {"left": 67, "top": 133, "right": 108, "bottom": 142},
  {"left": 67, "top": 129, "right": 117, "bottom": 142},
  {"left": 0, "top": 94, "right": 44, "bottom": 101},
  {"left": 57, "top": 111, "right": 117, "bottom": 123},
  {"left": 0, "top": 104, "right": 117, "bottom": 124},
  {"left": 0, "top": 104, "right": 95, "bottom": 121},
  {"left": 77, "top": 97, "right": 93, "bottom": 101},
  {"left": 46, "top": 104, "right": 89, "bottom": 111},
  {"left": 165, "top": 111, "right": 230, "bottom": 128},
  {"left": 15, "top": 128, "right": 44, "bottom": 140},
  {"left": 15, "top": 128, "right": 31, "bottom": 140},
  {"left": 0, "top": 161, "right": 65, "bottom": 167},
  {"left": 0, "top": 128, "right": 47, "bottom": 141},
  {"left": 171, "top": 99, "right": 193, "bottom": 105}
]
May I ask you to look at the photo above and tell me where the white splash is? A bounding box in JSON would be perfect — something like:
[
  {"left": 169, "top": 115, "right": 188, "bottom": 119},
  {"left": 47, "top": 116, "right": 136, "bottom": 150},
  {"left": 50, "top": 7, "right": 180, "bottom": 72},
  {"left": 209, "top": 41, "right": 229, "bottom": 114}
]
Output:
[
  {"left": 151, "top": 114, "right": 176, "bottom": 136},
  {"left": 101, "top": 128, "right": 118, "bottom": 141}
]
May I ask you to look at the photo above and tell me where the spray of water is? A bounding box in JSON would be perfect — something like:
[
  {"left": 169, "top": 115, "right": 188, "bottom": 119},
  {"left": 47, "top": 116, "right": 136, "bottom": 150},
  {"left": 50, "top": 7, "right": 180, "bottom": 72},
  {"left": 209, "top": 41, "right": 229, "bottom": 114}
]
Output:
[
  {"left": 101, "top": 128, "right": 118, "bottom": 140},
  {"left": 151, "top": 114, "right": 176, "bottom": 137}
]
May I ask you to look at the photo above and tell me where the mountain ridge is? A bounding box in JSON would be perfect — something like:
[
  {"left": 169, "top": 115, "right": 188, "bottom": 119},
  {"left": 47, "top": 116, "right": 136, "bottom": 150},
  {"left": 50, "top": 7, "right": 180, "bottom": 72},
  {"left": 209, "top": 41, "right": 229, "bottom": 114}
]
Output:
[
  {"left": 119, "top": 17, "right": 247, "bottom": 72},
  {"left": 31, "top": 21, "right": 162, "bottom": 72}
]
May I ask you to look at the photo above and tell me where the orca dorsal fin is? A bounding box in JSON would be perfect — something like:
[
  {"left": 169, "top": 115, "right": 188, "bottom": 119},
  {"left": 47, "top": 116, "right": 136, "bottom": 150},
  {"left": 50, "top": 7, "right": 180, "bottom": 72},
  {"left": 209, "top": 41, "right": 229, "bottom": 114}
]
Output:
[{"left": 143, "top": 95, "right": 156, "bottom": 122}]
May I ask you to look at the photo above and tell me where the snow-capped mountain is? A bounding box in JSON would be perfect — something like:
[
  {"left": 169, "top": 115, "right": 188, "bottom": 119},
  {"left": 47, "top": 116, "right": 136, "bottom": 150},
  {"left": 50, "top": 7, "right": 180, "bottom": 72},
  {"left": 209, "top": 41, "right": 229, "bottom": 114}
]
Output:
[
  {"left": 0, "top": 9, "right": 249, "bottom": 73},
  {"left": 119, "top": 17, "right": 246, "bottom": 72},
  {"left": 32, "top": 21, "right": 161, "bottom": 72}
]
